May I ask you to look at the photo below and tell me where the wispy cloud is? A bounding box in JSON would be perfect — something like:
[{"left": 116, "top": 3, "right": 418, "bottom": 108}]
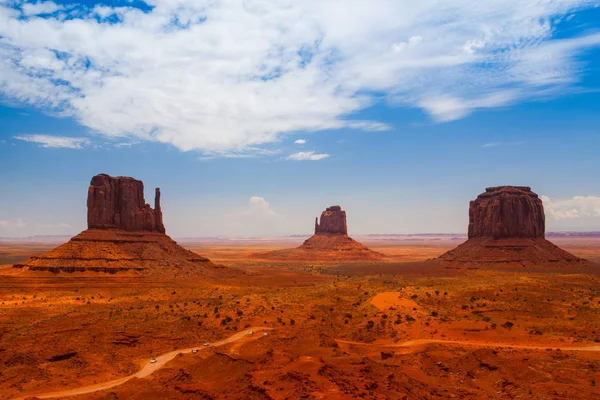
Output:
[
  {"left": 286, "top": 151, "right": 330, "bottom": 161},
  {"left": 294, "top": 139, "right": 307, "bottom": 145},
  {"left": 482, "top": 142, "right": 501, "bottom": 148},
  {"left": 0, "top": 218, "right": 26, "bottom": 228},
  {"left": 0, "top": 1, "right": 598, "bottom": 156},
  {"left": 345, "top": 121, "right": 392, "bottom": 132},
  {"left": 482, "top": 141, "right": 524, "bottom": 148},
  {"left": 13, "top": 134, "right": 91, "bottom": 149},
  {"left": 113, "top": 142, "right": 136, "bottom": 148},
  {"left": 199, "top": 147, "right": 280, "bottom": 161}
]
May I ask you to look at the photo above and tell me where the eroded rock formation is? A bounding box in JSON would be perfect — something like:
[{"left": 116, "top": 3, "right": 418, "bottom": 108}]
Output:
[
  {"left": 15, "top": 174, "right": 231, "bottom": 277},
  {"left": 439, "top": 186, "right": 585, "bottom": 266},
  {"left": 260, "top": 205, "right": 382, "bottom": 260},
  {"left": 315, "top": 206, "right": 348, "bottom": 235},
  {"left": 468, "top": 186, "right": 544, "bottom": 239},
  {"left": 87, "top": 174, "right": 165, "bottom": 233}
]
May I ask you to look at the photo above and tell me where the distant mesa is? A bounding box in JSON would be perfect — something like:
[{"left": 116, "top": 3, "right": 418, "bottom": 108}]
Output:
[
  {"left": 260, "top": 205, "right": 383, "bottom": 260},
  {"left": 438, "top": 186, "right": 585, "bottom": 266},
  {"left": 314, "top": 205, "right": 347, "bottom": 235},
  {"left": 14, "top": 174, "right": 231, "bottom": 277}
]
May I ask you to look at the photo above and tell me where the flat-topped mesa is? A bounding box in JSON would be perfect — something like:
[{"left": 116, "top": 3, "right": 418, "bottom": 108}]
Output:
[
  {"left": 468, "top": 186, "right": 545, "bottom": 240},
  {"left": 438, "top": 185, "right": 585, "bottom": 266},
  {"left": 87, "top": 174, "right": 166, "bottom": 233},
  {"left": 14, "top": 173, "right": 231, "bottom": 277},
  {"left": 315, "top": 205, "right": 348, "bottom": 235}
]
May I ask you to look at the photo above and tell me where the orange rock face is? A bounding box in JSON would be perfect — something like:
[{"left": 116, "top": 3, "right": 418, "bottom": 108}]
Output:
[
  {"left": 315, "top": 205, "right": 347, "bottom": 235},
  {"left": 259, "top": 205, "right": 382, "bottom": 260},
  {"left": 439, "top": 186, "right": 585, "bottom": 266},
  {"left": 468, "top": 186, "right": 544, "bottom": 239},
  {"left": 88, "top": 174, "right": 165, "bottom": 233},
  {"left": 14, "top": 174, "right": 231, "bottom": 277}
]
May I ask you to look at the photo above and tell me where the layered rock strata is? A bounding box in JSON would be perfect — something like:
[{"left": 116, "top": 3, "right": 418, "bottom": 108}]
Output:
[
  {"left": 439, "top": 186, "right": 585, "bottom": 266},
  {"left": 15, "top": 174, "right": 229, "bottom": 277}
]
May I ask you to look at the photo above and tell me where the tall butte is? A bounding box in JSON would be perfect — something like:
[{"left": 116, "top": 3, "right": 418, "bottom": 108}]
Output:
[
  {"left": 438, "top": 186, "right": 585, "bottom": 266},
  {"left": 15, "top": 174, "right": 230, "bottom": 277},
  {"left": 262, "top": 205, "right": 382, "bottom": 260}
]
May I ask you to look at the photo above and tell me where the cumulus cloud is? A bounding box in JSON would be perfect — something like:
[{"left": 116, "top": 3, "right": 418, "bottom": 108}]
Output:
[
  {"left": 219, "top": 196, "right": 286, "bottom": 237},
  {"left": 0, "top": 1, "right": 599, "bottom": 155},
  {"left": 14, "top": 134, "right": 91, "bottom": 148},
  {"left": 245, "top": 196, "right": 280, "bottom": 218},
  {"left": 21, "top": 1, "right": 62, "bottom": 16},
  {"left": 541, "top": 195, "right": 600, "bottom": 220},
  {"left": 294, "top": 139, "right": 307, "bottom": 145},
  {"left": 286, "top": 151, "right": 330, "bottom": 161}
]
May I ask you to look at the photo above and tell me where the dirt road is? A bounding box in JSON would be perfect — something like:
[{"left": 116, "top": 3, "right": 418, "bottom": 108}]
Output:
[
  {"left": 15, "top": 332, "right": 599, "bottom": 399},
  {"left": 15, "top": 327, "right": 272, "bottom": 400}
]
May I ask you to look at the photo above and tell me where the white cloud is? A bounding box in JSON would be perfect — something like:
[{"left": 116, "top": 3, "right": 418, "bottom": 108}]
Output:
[
  {"left": 246, "top": 196, "right": 280, "bottom": 218},
  {"left": 286, "top": 151, "right": 330, "bottom": 161},
  {"left": 482, "top": 142, "right": 501, "bottom": 148},
  {"left": 13, "top": 134, "right": 91, "bottom": 148},
  {"left": 294, "top": 139, "right": 307, "bottom": 145},
  {"left": 113, "top": 142, "right": 136, "bottom": 148},
  {"left": 21, "top": 2, "right": 63, "bottom": 16},
  {"left": 482, "top": 141, "right": 524, "bottom": 148},
  {"left": 0, "top": 1, "right": 599, "bottom": 155},
  {"left": 219, "top": 196, "right": 285, "bottom": 236},
  {"left": 345, "top": 121, "right": 392, "bottom": 132},
  {"left": 0, "top": 218, "right": 26, "bottom": 228},
  {"left": 541, "top": 195, "right": 600, "bottom": 220},
  {"left": 199, "top": 147, "right": 280, "bottom": 160}
]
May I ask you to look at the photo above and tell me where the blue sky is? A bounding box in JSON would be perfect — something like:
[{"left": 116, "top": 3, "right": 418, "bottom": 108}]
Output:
[{"left": 1, "top": 0, "right": 600, "bottom": 237}]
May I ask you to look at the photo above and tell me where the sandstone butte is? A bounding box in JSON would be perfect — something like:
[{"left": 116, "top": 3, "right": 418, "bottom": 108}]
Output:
[
  {"left": 261, "top": 206, "right": 383, "bottom": 260},
  {"left": 14, "top": 174, "right": 231, "bottom": 278},
  {"left": 438, "top": 186, "right": 585, "bottom": 266}
]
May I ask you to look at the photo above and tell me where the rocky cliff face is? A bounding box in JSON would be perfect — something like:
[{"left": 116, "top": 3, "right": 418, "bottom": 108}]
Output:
[
  {"left": 438, "top": 185, "right": 584, "bottom": 266},
  {"left": 315, "top": 206, "right": 348, "bottom": 235},
  {"left": 468, "top": 186, "right": 545, "bottom": 239},
  {"left": 87, "top": 174, "right": 166, "bottom": 233}
]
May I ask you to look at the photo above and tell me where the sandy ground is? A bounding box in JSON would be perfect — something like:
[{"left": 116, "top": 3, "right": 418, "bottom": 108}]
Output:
[{"left": 1, "top": 237, "right": 599, "bottom": 399}]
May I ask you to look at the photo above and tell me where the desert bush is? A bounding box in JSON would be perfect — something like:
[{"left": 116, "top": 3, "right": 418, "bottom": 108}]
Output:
[{"left": 502, "top": 321, "right": 514, "bottom": 329}]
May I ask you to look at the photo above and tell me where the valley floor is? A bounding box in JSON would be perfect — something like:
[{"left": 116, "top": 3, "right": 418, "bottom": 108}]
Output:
[{"left": 1, "top": 238, "right": 599, "bottom": 399}]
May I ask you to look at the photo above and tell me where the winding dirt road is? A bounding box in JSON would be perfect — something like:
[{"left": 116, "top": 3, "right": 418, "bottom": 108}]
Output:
[
  {"left": 15, "top": 327, "right": 272, "bottom": 400},
  {"left": 15, "top": 332, "right": 600, "bottom": 400},
  {"left": 336, "top": 338, "right": 600, "bottom": 352}
]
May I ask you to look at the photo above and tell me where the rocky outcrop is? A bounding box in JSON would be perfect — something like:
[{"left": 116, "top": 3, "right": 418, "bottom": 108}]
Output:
[
  {"left": 87, "top": 174, "right": 165, "bottom": 233},
  {"left": 468, "top": 186, "right": 544, "bottom": 239},
  {"left": 439, "top": 185, "right": 585, "bottom": 267},
  {"left": 315, "top": 206, "right": 347, "bottom": 235},
  {"left": 15, "top": 173, "right": 233, "bottom": 278},
  {"left": 259, "top": 205, "right": 382, "bottom": 260}
]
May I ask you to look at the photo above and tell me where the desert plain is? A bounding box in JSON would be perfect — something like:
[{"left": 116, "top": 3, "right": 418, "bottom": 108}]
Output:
[{"left": 1, "top": 234, "right": 600, "bottom": 400}]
